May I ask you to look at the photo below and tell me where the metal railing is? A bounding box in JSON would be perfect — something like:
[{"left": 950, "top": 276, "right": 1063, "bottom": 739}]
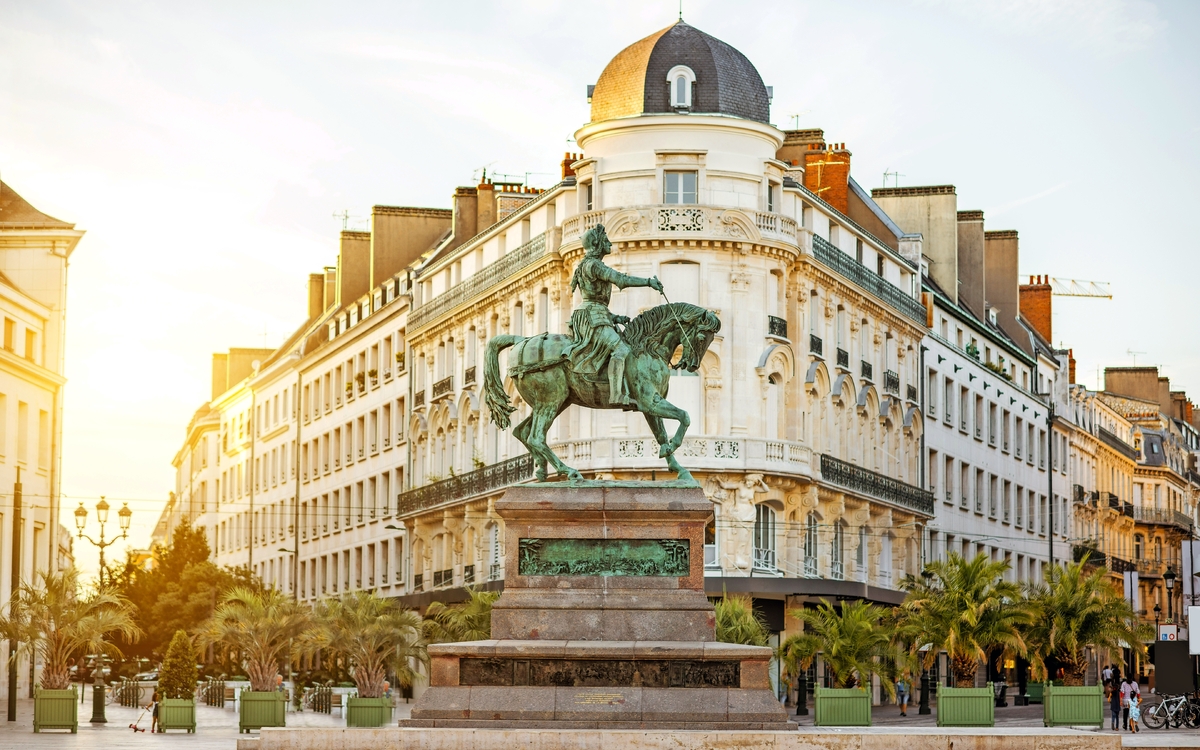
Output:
[
  {"left": 1131, "top": 506, "right": 1194, "bottom": 530},
  {"left": 884, "top": 370, "right": 900, "bottom": 395},
  {"left": 809, "top": 334, "right": 823, "bottom": 356},
  {"left": 311, "top": 685, "right": 333, "bottom": 714},
  {"left": 413, "top": 574, "right": 424, "bottom": 592},
  {"left": 907, "top": 384, "right": 918, "bottom": 402},
  {"left": 396, "top": 454, "right": 534, "bottom": 518},
  {"left": 201, "top": 679, "right": 225, "bottom": 707},
  {"left": 463, "top": 564, "right": 475, "bottom": 584},
  {"left": 413, "top": 390, "right": 425, "bottom": 409},
  {"left": 489, "top": 563, "right": 502, "bottom": 581},
  {"left": 753, "top": 547, "right": 777, "bottom": 571},
  {"left": 860, "top": 361, "right": 873, "bottom": 380},
  {"left": 1073, "top": 545, "right": 1107, "bottom": 568},
  {"left": 409, "top": 233, "right": 548, "bottom": 329},
  {"left": 819, "top": 453, "right": 935, "bottom": 515},
  {"left": 836, "top": 348, "right": 849, "bottom": 369},
  {"left": 768, "top": 315, "right": 788, "bottom": 339},
  {"left": 433, "top": 568, "right": 453, "bottom": 588},
  {"left": 463, "top": 366, "right": 477, "bottom": 386},
  {"left": 811, "top": 235, "right": 927, "bottom": 324},
  {"left": 432, "top": 376, "right": 454, "bottom": 399},
  {"left": 1109, "top": 556, "right": 1135, "bottom": 574}
]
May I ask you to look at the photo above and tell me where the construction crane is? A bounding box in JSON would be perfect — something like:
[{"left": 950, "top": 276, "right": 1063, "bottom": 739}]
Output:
[{"left": 1047, "top": 278, "right": 1111, "bottom": 299}]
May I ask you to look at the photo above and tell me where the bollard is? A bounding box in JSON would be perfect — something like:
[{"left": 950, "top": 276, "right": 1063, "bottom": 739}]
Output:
[
  {"left": 919, "top": 672, "right": 932, "bottom": 715},
  {"left": 90, "top": 680, "right": 107, "bottom": 723},
  {"left": 794, "top": 675, "right": 809, "bottom": 716}
]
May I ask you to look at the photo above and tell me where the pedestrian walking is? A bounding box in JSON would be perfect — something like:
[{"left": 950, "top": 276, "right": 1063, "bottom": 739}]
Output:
[
  {"left": 1107, "top": 681, "right": 1120, "bottom": 731},
  {"left": 1101, "top": 664, "right": 1112, "bottom": 685},
  {"left": 1128, "top": 693, "right": 1141, "bottom": 733},
  {"left": 147, "top": 688, "right": 160, "bottom": 733},
  {"left": 1119, "top": 677, "right": 1135, "bottom": 730},
  {"left": 895, "top": 676, "right": 909, "bottom": 716}
]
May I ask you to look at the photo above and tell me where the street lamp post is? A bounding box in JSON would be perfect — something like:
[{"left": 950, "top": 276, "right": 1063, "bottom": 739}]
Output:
[
  {"left": 73, "top": 498, "right": 131, "bottom": 725},
  {"left": 73, "top": 498, "right": 132, "bottom": 588},
  {"left": 1165, "top": 568, "right": 1177, "bottom": 622}
]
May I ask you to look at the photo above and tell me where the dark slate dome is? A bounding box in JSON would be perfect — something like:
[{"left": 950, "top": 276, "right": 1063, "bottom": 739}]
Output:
[{"left": 589, "top": 21, "right": 770, "bottom": 124}]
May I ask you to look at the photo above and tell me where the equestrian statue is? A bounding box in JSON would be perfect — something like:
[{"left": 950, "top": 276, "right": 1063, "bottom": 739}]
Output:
[{"left": 483, "top": 224, "right": 721, "bottom": 483}]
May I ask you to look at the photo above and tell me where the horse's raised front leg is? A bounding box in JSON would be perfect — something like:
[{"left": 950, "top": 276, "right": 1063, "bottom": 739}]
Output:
[
  {"left": 639, "top": 396, "right": 690, "bottom": 457},
  {"left": 641, "top": 401, "right": 694, "bottom": 482}
]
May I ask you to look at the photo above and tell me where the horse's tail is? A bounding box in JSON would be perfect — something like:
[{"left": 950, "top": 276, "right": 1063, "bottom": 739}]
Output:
[{"left": 483, "top": 335, "right": 523, "bottom": 429}]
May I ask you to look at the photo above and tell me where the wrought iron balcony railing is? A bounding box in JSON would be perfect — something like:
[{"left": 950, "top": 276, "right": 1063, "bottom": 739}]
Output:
[
  {"left": 432, "top": 568, "right": 454, "bottom": 588},
  {"left": 884, "top": 370, "right": 900, "bottom": 395},
  {"left": 753, "top": 548, "right": 777, "bottom": 571},
  {"left": 1131, "top": 506, "right": 1194, "bottom": 530},
  {"left": 413, "top": 390, "right": 425, "bottom": 409},
  {"left": 396, "top": 454, "right": 534, "bottom": 518},
  {"left": 860, "top": 361, "right": 873, "bottom": 380},
  {"left": 1073, "top": 545, "right": 1106, "bottom": 568},
  {"left": 433, "top": 376, "right": 454, "bottom": 399},
  {"left": 768, "top": 315, "right": 788, "bottom": 339},
  {"left": 809, "top": 334, "right": 823, "bottom": 356},
  {"left": 413, "top": 574, "right": 424, "bottom": 592},
  {"left": 836, "top": 348, "right": 849, "bottom": 369},
  {"left": 811, "top": 235, "right": 927, "bottom": 324},
  {"left": 907, "top": 384, "right": 918, "bottom": 402},
  {"left": 463, "top": 366, "right": 477, "bottom": 386},
  {"left": 463, "top": 564, "right": 475, "bottom": 585},
  {"left": 819, "top": 453, "right": 935, "bottom": 515}
]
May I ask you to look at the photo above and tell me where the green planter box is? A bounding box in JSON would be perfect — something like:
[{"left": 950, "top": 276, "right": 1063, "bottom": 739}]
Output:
[
  {"left": 158, "top": 698, "right": 196, "bottom": 733},
  {"left": 1025, "top": 682, "right": 1045, "bottom": 704},
  {"left": 346, "top": 696, "right": 392, "bottom": 727},
  {"left": 33, "top": 686, "right": 78, "bottom": 733},
  {"left": 1044, "top": 683, "right": 1103, "bottom": 727},
  {"left": 239, "top": 691, "right": 286, "bottom": 733},
  {"left": 936, "top": 683, "right": 994, "bottom": 727},
  {"left": 814, "top": 686, "right": 871, "bottom": 726}
]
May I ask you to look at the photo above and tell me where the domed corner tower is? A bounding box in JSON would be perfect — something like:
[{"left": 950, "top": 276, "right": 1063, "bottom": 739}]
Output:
[{"left": 588, "top": 20, "right": 772, "bottom": 124}]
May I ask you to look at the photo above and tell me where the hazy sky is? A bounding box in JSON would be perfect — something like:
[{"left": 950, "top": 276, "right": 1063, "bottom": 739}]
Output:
[{"left": 2, "top": 0, "right": 1197, "bottom": 574}]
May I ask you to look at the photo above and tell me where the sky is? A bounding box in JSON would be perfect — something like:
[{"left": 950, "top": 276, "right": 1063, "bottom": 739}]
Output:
[{"left": 1, "top": 0, "right": 1197, "bottom": 576}]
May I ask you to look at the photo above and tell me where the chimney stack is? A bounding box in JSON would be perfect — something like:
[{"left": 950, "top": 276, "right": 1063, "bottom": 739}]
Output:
[
  {"left": 476, "top": 182, "right": 496, "bottom": 233},
  {"left": 956, "top": 210, "right": 985, "bottom": 315},
  {"left": 308, "top": 273, "right": 325, "bottom": 319},
  {"left": 562, "top": 152, "right": 580, "bottom": 180},
  {"left": 337, "top": 230, "right": 372, "bottom": 307},
  {"left": 1019, "top": 273, "right": 1053, "bottom": 344},
  {"left": 451, "top": 187, "right": 479, "bottom": 250},
  {"left": 984, "top": 230, "right": 1022, "bottom": 350}
]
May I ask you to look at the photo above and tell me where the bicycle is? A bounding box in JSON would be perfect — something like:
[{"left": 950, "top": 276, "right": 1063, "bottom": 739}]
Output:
[{"left": 1143, "top": 693, "right": 1198, "bottom": 729}]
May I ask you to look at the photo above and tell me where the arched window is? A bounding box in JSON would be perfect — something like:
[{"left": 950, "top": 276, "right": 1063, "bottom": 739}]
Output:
[
  {"left": 753, "top": 504, "right": 776, "bottom": 570},
  {"left": 856, "top": 526, "right": 868, "bottom": 582},
  {"left": 831, "top": 522, "right": 845, "bottom": 580},
  {"left": 804, "top": 512, "right": 819, "bottom": 577},
  {"left": 666, "top": 65, "right": 696, "bottom": 109}
]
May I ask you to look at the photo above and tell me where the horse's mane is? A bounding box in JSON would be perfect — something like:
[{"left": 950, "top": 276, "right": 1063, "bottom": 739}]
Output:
[{"left": 623, "top": 302, "right": 706, "bottom": 356}]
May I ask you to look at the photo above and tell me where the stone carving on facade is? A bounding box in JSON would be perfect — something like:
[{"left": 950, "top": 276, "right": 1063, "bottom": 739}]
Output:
[{"left": 705, "top": 473, "right": 769, "bottom": 574}]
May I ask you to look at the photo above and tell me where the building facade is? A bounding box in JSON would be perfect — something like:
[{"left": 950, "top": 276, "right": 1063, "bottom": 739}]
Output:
[{"left": 0, "top": 181, "right": 82, "bottom": 700}]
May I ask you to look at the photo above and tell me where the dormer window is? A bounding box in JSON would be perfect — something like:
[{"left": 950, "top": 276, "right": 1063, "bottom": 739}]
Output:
[{"left": 667, "top": 65, "right": 696, "bottom": 110}]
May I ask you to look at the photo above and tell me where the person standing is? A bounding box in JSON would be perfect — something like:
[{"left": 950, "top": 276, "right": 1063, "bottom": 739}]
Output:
[
  {"left": 1107, "top": 680, "right": 1120, "bottom": 731},
  {"left": 148, "top": 688, "right": 160, "bottom": 733},
  {"left": 896, "top": 675, "right": 910, "bottom": 717},
  {"left": 1128, "top": 692, "right": 1141, "bottom": 733},
  {"left": 1119, "top": 676, "right": 1134, "bottom": 730},
  {"left": 1102, "top": 664, "right": 1113, "bottom": 685}
]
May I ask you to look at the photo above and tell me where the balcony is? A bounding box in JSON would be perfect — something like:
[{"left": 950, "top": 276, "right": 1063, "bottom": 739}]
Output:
[
  {"left": 860, "top": 361, "right": 873, "bottom": 381},
  {"left": 830, "top": 561, "right": 845, "bottom": 581},
  {"left": 906, "top": 384, "right": 918, "bottom": 402},
  {"left": 396, "top": 454, "right": 534, "bottom": 518},
  {"left": 433, "top": 376, "right": 454, "bottom": 400},
  {"left": 803, "top": 556, "right": 818, "bottom": 578},
  {"left": 883, "top": 370, "right": 900, "bottom": 395},
  {"left": 753, "top": 548, "right": 777, "bottom": 572},
  {"left": 463, "top": 366, "right": 477, "bottom": 387},
  {"left": 819, "top": 453, "right": 935, "bottom": 515},
  {"left": 768, "top": 315, "right": 788, "bottom": 339},
  {"left": 809, "top": 334, "right": 823, "bottom": 356},
  {"left": 1073, "top": 484, "right": 1086, "bottom": 503},
  {"left": 413, "top": 574, "right": 424, "bottom": 592},
  {"left": 1108, "top": 556, "right": 1135, "bottom": 575},
  {"left": 1073, "top": 545, "right": 1106, "bottom": 568},
  {"left": 489, "top": 563, "right": 502, "bottom": 582},
  {"left": 811, "top": 234, "right": 927, "bottom": 324},
  {"left": 1131, "top": 506, "right": 1194, "bottom": 530},
  {"left": 836, "top": 348, "right": 849, "bottom": 369},
  {"left": 409, "top": 232, "right": 549, "bottom": 329},
  {"left": 1136, "top": 559, "right": 1165, "bottom": 577},
  {"left": 463, "top": 564, "right": 475, "bottom": 585},
  {"left": 413, "top": 390, "right": 426, "bottom": 409},
  {"left": 562, "top": 205, "right": 798, "bottom": 246}
]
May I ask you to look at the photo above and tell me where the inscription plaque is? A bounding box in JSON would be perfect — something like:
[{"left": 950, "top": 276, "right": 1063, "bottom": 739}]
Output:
[
  {"left": 458, "top": 658, "right": 739, "bottom": 688},
  {"left": 518, "top": 538, "right": 689, "bottom": 576}
]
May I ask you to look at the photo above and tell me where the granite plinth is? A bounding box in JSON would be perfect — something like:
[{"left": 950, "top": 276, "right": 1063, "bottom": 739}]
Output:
[{"left": 406, "top": 483, "right": 791, "bottom": 730}]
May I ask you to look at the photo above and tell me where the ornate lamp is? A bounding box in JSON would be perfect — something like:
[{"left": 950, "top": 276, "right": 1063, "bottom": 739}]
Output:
[
  {"left": 95, "top": 497, "right": 110, "bottom": 525},
  {"left": 74, "top": 502, "right": 88, "bottom": 532},
  {"left": 117, "top": 503, "right": 132, "bottom": 534},
  {"left": 1165, "top": 568, "right": 1177, "bottom": 621}
]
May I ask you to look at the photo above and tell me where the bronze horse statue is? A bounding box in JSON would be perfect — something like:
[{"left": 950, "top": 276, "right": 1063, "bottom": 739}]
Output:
[{"left": 483, "top": 302, "right": 720, "bottom": 483}]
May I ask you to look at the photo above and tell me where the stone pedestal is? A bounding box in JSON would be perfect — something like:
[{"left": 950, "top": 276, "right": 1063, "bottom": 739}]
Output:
[{"left": 404, "top": 482, "right": 793, "bottom": 730}]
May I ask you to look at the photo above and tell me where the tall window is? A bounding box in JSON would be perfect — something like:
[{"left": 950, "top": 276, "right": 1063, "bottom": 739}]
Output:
[
  {"left": 856, "top": 526, "right": 867, "bottom": 581},
  {"left": 804, "top": 512, "right": 819, "bottom": 576},
  {"left": 667, "top": 65, "right": 696, "bottom": 108},
  {"left": 664, "top": 171, "right": 697, "bottom": 204},
  {"left": 753, "top": 504, "right": 776, "bottom": 570},
  {"left": 831, "top": 523, "right": 845, "bottom": 580}
]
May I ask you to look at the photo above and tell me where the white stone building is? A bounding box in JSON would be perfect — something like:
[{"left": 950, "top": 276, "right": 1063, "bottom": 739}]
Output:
[{"left": 0, "top": 181, "right": 82, "bottom": 700}]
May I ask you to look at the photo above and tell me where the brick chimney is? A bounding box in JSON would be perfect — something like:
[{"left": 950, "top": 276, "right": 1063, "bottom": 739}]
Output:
[
  {"left": 308, "top": 273, "right": 325, "bottom": 319},
  {"left": 476, "top": 182, "right": 496, "bottom": 233},
  {"left": 562, "top": 152, "right": 581, "bottom": 180},
  {"left": 451, "top": 187, "right": 478, "bottom": 250},
  {"left": 804, "top": 142, "right": 851, "bottom": 214},
  {"left": 1068, "top": 348, "right": 1076, "bottom": 385},
  {"left": 1019, "top": 274, "right": 1053, "bottom": 343},
  {"left": 775, "top": 129, "right": 824, "bottom": 169}
]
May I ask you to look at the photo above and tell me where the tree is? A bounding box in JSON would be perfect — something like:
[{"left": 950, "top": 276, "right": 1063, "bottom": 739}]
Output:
[
  {"left": 424, "top": 587, "right": 499, "bottom": 643},
  {"left": 1024, "top": 558, "right": 1151, "bottom": 685},
  {"left": 778, "top": 599, "right": 901, "bottom": 694},
  {"left": 158, "top": 629, "right": 198, "bottom": 700},
  {"left": 309, "top": 591, "right": 428, "bottom": 697},
  {"left": 196, "top": 587, "right": 311, "bottom": 692},
  {"left": 899, "top": 553, "right": 1031, "bottom": 687},
  {"left": 713, "top": 595, "right": 769, "bottom": 646},
  {"left": 0, "top": 569, "right": 140, "bottom": 690}
]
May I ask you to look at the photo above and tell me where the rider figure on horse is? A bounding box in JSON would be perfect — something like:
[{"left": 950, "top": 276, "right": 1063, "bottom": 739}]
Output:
[{"left": 567, "top": 225, "right": 663, "bottom": 407}]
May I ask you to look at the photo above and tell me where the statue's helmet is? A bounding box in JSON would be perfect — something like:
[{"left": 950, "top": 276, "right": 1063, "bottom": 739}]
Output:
[{"left": 582, "top": 224, "right": 610, "bottom": 257}]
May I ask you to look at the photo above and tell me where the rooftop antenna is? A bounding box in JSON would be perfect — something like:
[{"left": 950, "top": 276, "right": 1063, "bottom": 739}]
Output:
[
  {"left": 472, "top": 162, "right": 497, "bottom": 183},
  {"left": 332, "top": 210, "right": 350, "bottom": 230},
  {"left": 679, "top": 0, "right": 683, "bottom": 21},
  {"left": 788, "top": 111, "right": 811, "bottom": 129},
  {"left": 1127, "top": 349, "right": 1146, "bottom": 366},
  {"left": 883, "top": 169, "right": 905, "bottom": 188}
]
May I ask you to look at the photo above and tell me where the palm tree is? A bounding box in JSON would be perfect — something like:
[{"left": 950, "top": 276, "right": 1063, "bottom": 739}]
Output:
[
  {"left": 777, "top": 600, "right": 901, "bottom": 696},
  {"left": 713, "top": 595, "right": 769, "bottom": 646},
  {"left": 899, "top": 553, "right": 1030, "bottom": 687},
  {"left": 309, "top": 591, "right": 428, "bottom": 697},
  {"left": 0, "top": 569, "right": 140, "bottom": 690},
  {"left": 1024, "top": 558, "right": 1151, "bottom": 686},
  {"left": 196, "top": 587, "right": 312, "bottom": 692},
  {"left": 424, "top": 587, "right": 499, "bottom": 643}
]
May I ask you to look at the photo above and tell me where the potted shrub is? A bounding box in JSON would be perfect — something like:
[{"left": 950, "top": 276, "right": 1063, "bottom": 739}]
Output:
[
  {"left": 197, "top": 587, "right": 311, "bottom": 733},
  {"left": 899, "top": 553, "right": 1031, "bottom": 728},
  {"left": 778, "top": 600, "right": 897, "bottom": 726},
  {"left": 156, "top": 630, "right": 197, "bottom": 732},
  {"left": 1025, "top": 559, "right": 1149, "bottom": 727},
  {"left": 310, "top": 591, "right": 427, "bottom": 727},
  {"left": 0, "top": 570, "right": 139, "bottom": 733}
]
